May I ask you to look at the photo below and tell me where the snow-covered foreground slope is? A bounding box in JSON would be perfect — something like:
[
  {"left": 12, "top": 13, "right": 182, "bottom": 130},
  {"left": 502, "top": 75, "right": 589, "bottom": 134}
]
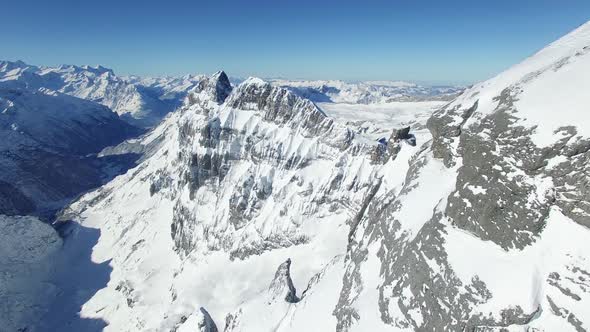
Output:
[
  {"left": 337, "top": 22, "right": 590, "bottom": 331},
  {"left": 40, "top": 22, "right": 590, "bottom": 332},
  {"left": 0, "top": 61, "right": 201, "bottom": 127}
]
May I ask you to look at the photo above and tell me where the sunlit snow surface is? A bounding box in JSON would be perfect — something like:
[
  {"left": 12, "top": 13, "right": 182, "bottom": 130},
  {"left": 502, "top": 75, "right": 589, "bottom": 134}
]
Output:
[{"left": 318, "top": 101, "right": 446, "bottom": 139}]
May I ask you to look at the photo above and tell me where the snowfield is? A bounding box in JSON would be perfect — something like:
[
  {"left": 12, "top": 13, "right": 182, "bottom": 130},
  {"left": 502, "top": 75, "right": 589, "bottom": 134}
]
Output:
[{"left": 318, "top": 101, "right": 446, "bottom": 140}]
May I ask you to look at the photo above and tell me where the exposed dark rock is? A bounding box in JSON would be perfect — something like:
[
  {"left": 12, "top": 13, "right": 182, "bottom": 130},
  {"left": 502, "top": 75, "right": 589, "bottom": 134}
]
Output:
[
  {"left": 269, "top": 258, "right": 300, "bottom": 303},
  {"left": 198, "top": 307, "right": 219, "bottom": 332},
  {"left": 427, "top": 100, "right": 478, "bottom": 167},
  {"left": 191, "top": 71, "right": 233, "bottom": 105},
  {"left": 371, "top": 126, "right": 417, "bottom": 163}
]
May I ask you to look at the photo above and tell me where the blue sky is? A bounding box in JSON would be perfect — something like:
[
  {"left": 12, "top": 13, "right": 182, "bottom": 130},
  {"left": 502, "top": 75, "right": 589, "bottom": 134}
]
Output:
[{"left": 2, "top": 0, "right": 589, "bottom": 84}]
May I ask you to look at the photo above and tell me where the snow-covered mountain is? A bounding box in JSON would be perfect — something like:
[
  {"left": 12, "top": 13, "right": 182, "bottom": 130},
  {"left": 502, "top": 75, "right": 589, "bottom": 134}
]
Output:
[
  {"left": 271, "top": 79, "right": 464, "bottom": 104},
  {"left": 0, "top": 87, "right": 141, "bottom": 218},
  {"left": 6, "top": 21, "right": 590, "bottom": 332},
  {"left": 0, "top": 61, "right": 201, "bottom": 127}
]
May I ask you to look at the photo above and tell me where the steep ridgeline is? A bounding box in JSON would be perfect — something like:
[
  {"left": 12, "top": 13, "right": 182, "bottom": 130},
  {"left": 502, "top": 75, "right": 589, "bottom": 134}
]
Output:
[
  {"left": 0, "top": 61, "right": 201, "bottom": 127},
  {"left": 54, "top": 23, "right": 590, "bottom": 332},
  {"left": 55, "top": 70, "right": 421, "bottom": 331},
  {"left": 0, "top": 87, "right": 141, "bottom": 218}
]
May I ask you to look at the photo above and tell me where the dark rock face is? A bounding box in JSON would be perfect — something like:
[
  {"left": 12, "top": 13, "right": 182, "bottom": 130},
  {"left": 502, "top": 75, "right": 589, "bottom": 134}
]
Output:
[
  {"left": 269, "top": 258, "right": 300, "bottom": 303},
  {"left": 441, "top": 90, "right": 551, "bottom": 249},
  {"left": 371, "top": 126, "right": 417, "bottom": 163},
  {"left": 427, "top": 100, "right": 478, "bottom": 167},
  {"left": 199, "top": 307, "right": 219, "bottom": 332},
  {"left": 212, "top": 71, "right": 232, "bottom": 104},
  {"left": 189, "top": 71, "right": 233, "bottom": 106}
]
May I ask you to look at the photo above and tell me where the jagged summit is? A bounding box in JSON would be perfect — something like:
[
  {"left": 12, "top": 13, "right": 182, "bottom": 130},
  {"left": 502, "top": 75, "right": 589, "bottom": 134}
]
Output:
[{"left": 209, "top": 70, "right": 232, "bottom": 104}]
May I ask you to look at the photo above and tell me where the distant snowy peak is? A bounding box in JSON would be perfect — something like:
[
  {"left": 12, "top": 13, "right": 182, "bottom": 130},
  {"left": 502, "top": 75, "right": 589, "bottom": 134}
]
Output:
[
  {"left": 271, "top": 78, "right": 464, "bottom": 104},
  {"left": 0, "top": 60, "right": 38, "bottom": 75},
  {"left": 0, "top": 60, "right": 203, "bottom": 127}
]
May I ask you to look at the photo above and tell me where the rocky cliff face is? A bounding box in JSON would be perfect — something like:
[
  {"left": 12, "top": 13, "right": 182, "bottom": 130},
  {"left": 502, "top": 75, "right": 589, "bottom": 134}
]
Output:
[{"left": 41, "top": 22, "right": 590, "bottom": 332}]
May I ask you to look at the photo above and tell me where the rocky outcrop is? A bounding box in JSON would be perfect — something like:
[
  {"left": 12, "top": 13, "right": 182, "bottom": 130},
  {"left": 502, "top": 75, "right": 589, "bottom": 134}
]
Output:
[
  {"left": 269, "top": 258, "right": 300, "bottom": 303},
  {"left": 175, "top": 307, "right": 219, "bottom": 332},
  {"left": 371, "top": 126, "right": 417, "bottom": 163},
  {"left": 198, "top": 307, "right": 219, "bottom": 332},
  {"left": 190, "top": 71, "right": 233, "bottom": 105}
]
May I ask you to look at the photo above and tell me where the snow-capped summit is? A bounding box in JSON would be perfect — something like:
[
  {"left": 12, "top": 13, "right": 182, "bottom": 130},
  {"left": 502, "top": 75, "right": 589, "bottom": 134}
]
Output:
[
  {"left": 189, "top": 70, "right": 232, "bottom": 104},
  {"left": 0, "top": 61, "right": 203, "bottom": 127}
]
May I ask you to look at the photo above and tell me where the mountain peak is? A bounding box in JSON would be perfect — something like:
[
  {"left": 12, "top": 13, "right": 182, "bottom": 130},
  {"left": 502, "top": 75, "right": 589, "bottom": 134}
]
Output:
[
  {"left": 211, "top": 70, "right": 232, "bottom": 103},
  {"left": 188, "top": 70, "right": 233, "bottom": 105}
]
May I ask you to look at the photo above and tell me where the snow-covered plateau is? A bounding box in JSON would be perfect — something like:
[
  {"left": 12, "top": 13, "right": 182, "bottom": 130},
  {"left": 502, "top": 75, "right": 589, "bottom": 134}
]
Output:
[{"left": 2, "top": 21, "right": 590, "bottom": 332}]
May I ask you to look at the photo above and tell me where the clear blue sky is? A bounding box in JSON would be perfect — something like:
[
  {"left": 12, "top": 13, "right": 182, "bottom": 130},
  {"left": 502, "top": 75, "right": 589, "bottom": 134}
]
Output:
[{"left": 2, "top": 0, "right": 589, "bottom": 84}]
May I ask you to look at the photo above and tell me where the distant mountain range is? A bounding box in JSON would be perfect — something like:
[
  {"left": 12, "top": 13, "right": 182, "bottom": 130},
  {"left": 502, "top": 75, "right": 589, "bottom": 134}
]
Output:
[
  {"left": 0, "top": 60, "right": 203, "bottom": 127},
  {"left": 271, "top": 79, "right": 464, "bottom": 103}
]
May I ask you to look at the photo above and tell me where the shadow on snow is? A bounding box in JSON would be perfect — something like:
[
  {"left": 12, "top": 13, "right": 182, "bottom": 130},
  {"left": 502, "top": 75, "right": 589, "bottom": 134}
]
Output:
[{"left": 36, "top": 221, "right": 112, "bottom": 331}]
